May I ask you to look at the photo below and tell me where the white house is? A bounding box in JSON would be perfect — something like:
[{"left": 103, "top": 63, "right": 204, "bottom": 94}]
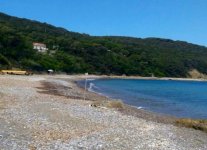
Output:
[{"left": 33, "top": 42, "right": 48, "bottom": 53}]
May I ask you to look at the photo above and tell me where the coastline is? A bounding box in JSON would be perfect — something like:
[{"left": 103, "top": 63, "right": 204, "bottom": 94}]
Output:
[
  {"left": 48, "top": 74, "right": 206, "bottom": 123},
  {"left": 1, "top": 75, "right": 207, "bottom": 149},
  {"left": 74, "top": 77, "right": 177, "bottom": 124},
  {"left": 35, "top": 74, "right": 206, "bottom": 124},
  {"left": 100, "top": 75, "right": 207, "bottom": 82},
  {"left": 73, "top": 75, "right": 207, "bottom": 132}
]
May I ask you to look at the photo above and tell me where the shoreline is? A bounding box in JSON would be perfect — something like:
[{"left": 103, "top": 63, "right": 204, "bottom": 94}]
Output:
[
  {"left": 73, "top": 76, "right": 207, "bottom": 133},
  {"left": 97, "top": 75, "right": 207, "bottom": 82},
  {"left": 36, "top": 75, "right": 177, "bottom": 124},
  {"left": 75, "top": 76, "right": 207, "bottom": 119},
  {"left": 48, "top": 73, "right": 207, "bottom": 81},
  {"left": 27, "top": 74, "right": 207, "bottom": 122},
  {"left": 1, "top": 75, "right": 207, "bottom": 149},
  {"left": 41, "top": 75, "right": 207, "bottom": 133},
  {"left": 74, "top": 78, "right": 177, "bottom": 124}
]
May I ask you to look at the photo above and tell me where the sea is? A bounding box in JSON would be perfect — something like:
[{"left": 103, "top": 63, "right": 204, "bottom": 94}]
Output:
[{"left": 78, "top": 78, "right": 207, "bottom": 119}]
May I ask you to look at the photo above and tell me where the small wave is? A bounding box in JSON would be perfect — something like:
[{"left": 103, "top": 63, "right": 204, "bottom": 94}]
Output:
[
  {"left": 132, "top": 106, "right": 144, "bottom": 109},
  {"left": 87, "top": 83, "right": 111, "bottom": 98},
  {"left": 88, "top": 82, "right": 100, "bottom": 91},
  {"left": 130, "top": 105, "right": 144, "bottom": 110},
  {"left": 88, "top": 83, "right": 96, "bottom": 92},
  {"left": 136, "top": 106, "right": 144, "bottom": 110}
]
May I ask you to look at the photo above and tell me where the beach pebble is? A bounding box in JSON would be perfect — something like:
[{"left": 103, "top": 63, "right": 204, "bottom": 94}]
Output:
[{"left": 0, "top": 75, "right": 207, "bottom": 150}]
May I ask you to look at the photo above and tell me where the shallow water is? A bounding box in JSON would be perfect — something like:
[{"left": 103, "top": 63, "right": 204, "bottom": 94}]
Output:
[{"left": 78, "top": 79, "right": 207, "bottom": 119}]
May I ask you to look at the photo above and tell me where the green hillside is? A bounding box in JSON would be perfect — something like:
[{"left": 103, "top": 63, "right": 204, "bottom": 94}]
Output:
[{"left": 1, "top": 12, "right": 207, "bottom": 77}]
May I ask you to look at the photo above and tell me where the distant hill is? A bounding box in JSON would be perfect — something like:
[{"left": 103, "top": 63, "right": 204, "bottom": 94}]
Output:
[{"left": 1, "top": 12, "right": 207, "bottom": 77}]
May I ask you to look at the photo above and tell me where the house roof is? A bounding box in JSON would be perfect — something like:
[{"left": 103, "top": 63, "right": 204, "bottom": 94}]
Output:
[{"left": 33, "top": 42, "right": 46, "bottom": 47}]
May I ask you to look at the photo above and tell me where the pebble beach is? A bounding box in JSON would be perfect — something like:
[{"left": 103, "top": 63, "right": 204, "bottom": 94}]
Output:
[{"left": 0, "top": 75, "right": 207, "bottom": 150}]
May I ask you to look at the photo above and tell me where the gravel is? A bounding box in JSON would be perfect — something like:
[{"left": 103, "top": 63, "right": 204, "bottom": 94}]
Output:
[{"left": 0, "top": 75, "right": 207, "bottom": 150}]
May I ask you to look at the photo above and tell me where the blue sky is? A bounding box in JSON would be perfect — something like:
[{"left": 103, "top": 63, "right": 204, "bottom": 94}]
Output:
[{"left": 0, "top": 0, "right": 207, "bottom": 46}]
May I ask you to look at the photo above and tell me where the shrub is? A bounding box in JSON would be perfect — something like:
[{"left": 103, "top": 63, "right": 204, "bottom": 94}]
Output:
[
  {"left": 176, "top": 118, "right": 207, "bottom": 133},
  {"left": 91, "top": 100, "right": 124, "bottom": 109},
  {"left": 106, "top": 100, "right": 124, "bottom": 109}
]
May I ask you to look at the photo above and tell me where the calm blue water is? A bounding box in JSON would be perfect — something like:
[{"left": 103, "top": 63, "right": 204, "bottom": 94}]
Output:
[{"left": 78, "top": 79, "right": 207, "bottom": 119}]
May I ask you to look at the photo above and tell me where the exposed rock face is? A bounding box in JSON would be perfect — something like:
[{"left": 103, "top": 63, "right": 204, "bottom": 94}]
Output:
[{"left": 188, "top": 69, "right": 207, "bottom": 79}]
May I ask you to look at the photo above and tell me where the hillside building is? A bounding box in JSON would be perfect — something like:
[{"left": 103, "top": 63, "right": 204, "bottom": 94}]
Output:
[{"left": 33, "top": 42, "right": 48, "bottom": 53}]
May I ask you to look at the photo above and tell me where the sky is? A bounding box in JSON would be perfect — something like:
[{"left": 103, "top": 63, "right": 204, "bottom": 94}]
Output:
[{"left": 0, "top": 0, "right": 207, "bottom": 46}]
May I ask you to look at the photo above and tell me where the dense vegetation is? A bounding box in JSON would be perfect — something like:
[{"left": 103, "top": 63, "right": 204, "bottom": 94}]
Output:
[{"left": 1, "top": 12, "right": 207, "bottom": 77}]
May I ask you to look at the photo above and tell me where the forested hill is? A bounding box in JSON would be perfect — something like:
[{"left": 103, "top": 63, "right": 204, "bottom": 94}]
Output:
[{"left": 1, "top": 12, "right": 207, "bottom": 77}]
